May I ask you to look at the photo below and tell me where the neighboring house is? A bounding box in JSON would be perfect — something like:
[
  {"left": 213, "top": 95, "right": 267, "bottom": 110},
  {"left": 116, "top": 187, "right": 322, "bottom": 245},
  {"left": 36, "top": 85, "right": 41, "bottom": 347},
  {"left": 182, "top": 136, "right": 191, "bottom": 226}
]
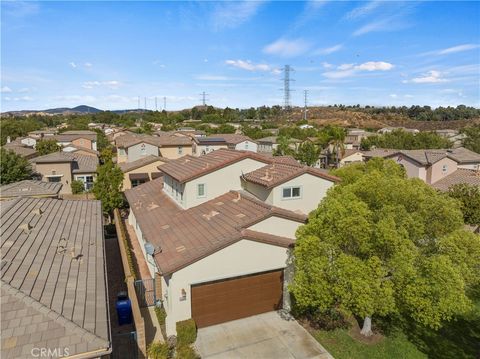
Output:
[
  {"left": 31, "top": 152, "right": 99, "bottom": 194},
  {"left": 344, "top": 129, "right": 375, "bottom": 150},
  {"left": 434, "top": 129, "right": 466, "bottom": 148},
  {"left": 124, "top": 149, "right": 339, "bottom": 335},
  {"left": 2, "top": 140, "right": 38, "bottom": 159},
  {"left": 338, "top": 149, "right": 364, "bottom": 167},
  {"left": 257, "top": 136, "right": 301, "bottom": 154},
  {"left": 63, "top": 146, "right": 99, "bottom": 157},
  {"left": 53, "top": 130, "right": 98, "bottom": 151},
  {"left": 20, "top": 136, "right": 38, "bottom": 148},
  {"left": 119, "top": 155, "right": 169, "bottom": 190},
  {"left": 27, "top": 128, "right": 58, "bottom": 138},
  {"left": 377, "top": 127, "right": 420, "bottom": 134},
  {"left": 0, "top": 197, "right": 111, "bottom": 358},
  {"left": 431, "top": 168, "right": 480, "bottom": 191},
  {"left": 115, "top": 133, "right": 192, "bottom": 163},
  {"left": 363, "top": 147, "right": 480, "bottom": 186},
  {"left": 192, "top": 137, "right": 229, "bottom": 156},
  {"left": 0, "top": 180, "right": 62, "bottom": 200},
  {"left": 215, "top": 134, "right": 258, "bottom": 152}
]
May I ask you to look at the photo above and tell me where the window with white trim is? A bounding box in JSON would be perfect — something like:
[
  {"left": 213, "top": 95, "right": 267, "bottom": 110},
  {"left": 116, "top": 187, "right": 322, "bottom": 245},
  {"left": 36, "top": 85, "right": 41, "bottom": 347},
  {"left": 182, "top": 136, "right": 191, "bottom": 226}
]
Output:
[
  {"left": 178, "top": 146, "right": 183, "bottom": 155},
  {"left": 197, "top": 183, "right": 206, "bottom": 198},
  {"left": 282, "top": 186, "right": 301, "bottom": 199},
  {"left": 442, "top": 164, "right": 448, "bottom": 173}
]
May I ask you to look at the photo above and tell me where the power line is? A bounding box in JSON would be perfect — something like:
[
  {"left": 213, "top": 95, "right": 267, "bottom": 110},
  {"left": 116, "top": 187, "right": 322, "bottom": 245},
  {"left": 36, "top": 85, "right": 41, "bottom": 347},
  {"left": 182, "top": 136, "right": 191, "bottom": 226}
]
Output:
[
  {"left": 303, "top": 90, "right": 309, "bottom": 121},
  {"left": 200, "top": 91, "right": 209, "bottom": 106},
  {"left": 282, "top": 65, "right": 295, "bottom": 110}
]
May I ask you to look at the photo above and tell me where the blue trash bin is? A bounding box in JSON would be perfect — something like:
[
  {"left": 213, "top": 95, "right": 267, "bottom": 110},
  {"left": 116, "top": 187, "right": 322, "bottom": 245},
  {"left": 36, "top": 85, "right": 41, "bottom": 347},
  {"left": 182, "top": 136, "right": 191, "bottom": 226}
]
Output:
[{"left": 116, "top": 291, "right": 133, "bottom": 326}]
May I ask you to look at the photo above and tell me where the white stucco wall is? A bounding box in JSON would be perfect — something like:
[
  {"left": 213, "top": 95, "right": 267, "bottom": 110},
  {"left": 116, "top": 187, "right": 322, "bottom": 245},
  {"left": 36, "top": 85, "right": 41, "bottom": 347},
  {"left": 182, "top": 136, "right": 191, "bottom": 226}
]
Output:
[
  {"left": 234, "top": 140, "right": 258, "bottom": 153},
  {"left": 127, "top": 142, "right": 159, "bottom": 162},
  {"left": 128, "top": 211, "right": 157, "bottom": 277},
  {"left": 182, "top": 158, "right": 267, "bottom": 208},
  {"left": 393, "top": 155, "right": 426, "bottom": 182},
  {"left": 164, "top": 239, "right": 290, "bottom": 335},
  {"left": 428, "top": 157, "right": 458, "bottom": 184},
  {"left": 270, "top": 173, "right": 335, "bottom": 214},
  {"left": 247, "top": 216, "right": 302, "bottom": 239}
]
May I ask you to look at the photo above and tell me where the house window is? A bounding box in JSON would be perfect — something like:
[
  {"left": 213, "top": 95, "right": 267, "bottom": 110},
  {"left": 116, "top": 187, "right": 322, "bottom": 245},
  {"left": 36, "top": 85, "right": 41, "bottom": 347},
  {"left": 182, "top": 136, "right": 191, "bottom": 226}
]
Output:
[
  {"left": 119, "top": 148, "right": 126, "bottom": 156},
  {"left": 48, "top": 176, "right": 62, "bottom": 183},
  {"left": 131, "top": 179, "right": 146, "bottom": 187},
  {"left": 245, "top": 142, "right": 249, "bottom": 149},
  {"left": 197, "top": 183, "right": 206, "bottom": 198},
  {"left": 140, "top": 143, "right": 146, "bottom": 155},
  {"left": 76, "top": 175, "right": 94, "bottom": 190},
  {"left": 178, "top": 146, "right": 183, "bottom": 155},
  {"left": 282, "top": 186, "right": 301, "bottom": 199},
  {"left": 442, "top": 164, "right": 448, "bottom": 173}
]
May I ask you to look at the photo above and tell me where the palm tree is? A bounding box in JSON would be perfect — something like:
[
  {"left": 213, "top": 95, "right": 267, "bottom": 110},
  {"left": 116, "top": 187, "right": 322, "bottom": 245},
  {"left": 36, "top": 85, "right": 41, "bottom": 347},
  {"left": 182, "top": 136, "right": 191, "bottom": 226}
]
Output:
[{"left": 329, "top": 127, "right": 346, "bottom": 168}]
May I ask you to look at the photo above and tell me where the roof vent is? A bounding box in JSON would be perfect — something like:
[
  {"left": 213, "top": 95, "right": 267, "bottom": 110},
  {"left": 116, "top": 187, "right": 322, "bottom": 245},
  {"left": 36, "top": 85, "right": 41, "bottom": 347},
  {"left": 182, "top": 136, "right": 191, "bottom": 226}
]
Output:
[
  {"left": 215, "top": 201, "right": 224, "bottom": 206},
  {"left": 232, "top": 192, "right": 241, "bottom": 203},
  {"left": 147, "top": 202, "right": 159, "bottom": 211},
  {"left": 19, "top": 223, "right": 32, "bottom": 235}
]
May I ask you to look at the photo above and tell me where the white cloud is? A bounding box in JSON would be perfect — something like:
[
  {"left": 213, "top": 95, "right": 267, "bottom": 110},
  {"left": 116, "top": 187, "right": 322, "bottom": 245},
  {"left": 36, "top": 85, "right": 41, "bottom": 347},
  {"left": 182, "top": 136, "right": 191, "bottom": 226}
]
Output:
[
  {"left": 195, "top": 75, "right": 231, "bottom": 81},
  {"left": 1, "top": 86, "right": 12, "bottom": 93},
  {"left": 315, "top": 44, "right": 343, "bottom": 55},
  {"left": 404, "top": 70, "right": 448, "bottom": 84},
  {"left": 84, "top": 62, "right": 93, "bottom": 68},
  {"left": 322, "top": 62, "right": 333, "bottom": 69},
  {"left": 263, "top": 38, "right": 311, "bottom": 57},
  {"left": 18, "top": 87, "right": 31, "bottom": 93},
  {"left": 345, "top": 1, "right": 382, "bottom": 20},
  {"left": 323, "top": 61, "right": 394, "bottom": 79},
  {"left": 212, "top": 1, "right": 265, "bottom": 29},
  {"left": 82, "top": 80, "right": 122, "bottom": 89},
  {"left": 69, "top": 62, "right": 77, "bottom": 68},
  {"left": 421, "top": 43, "right": 480, "bottom": 56},
  {"left": 404, "top": 94, "right": 414, "bottom": 98},
  {"left": 390, "top": 94, "right": 398, "bottom": 98},
  {"left": 225, "top": 59, "right": 276, "bottom": 73}
]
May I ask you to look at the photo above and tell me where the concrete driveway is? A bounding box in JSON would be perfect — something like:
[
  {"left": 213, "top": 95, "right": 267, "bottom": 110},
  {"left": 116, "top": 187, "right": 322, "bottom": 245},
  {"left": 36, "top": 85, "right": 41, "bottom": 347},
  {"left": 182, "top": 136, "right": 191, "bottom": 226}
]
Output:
[{"left": 195, "top": 311, "right": 333, "bottom": 359}]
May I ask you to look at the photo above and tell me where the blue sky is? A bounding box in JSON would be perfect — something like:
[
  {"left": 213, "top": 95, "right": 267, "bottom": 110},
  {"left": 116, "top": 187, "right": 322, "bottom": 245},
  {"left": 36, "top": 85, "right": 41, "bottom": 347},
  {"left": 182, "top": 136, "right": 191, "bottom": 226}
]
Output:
[{"left": 1, "top": 1, "right": 479, "bottom": 111}]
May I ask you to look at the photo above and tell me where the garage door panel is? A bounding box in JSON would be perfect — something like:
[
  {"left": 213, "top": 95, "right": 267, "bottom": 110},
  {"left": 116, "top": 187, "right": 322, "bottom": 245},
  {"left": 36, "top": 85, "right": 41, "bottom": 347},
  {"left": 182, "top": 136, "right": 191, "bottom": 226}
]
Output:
[{"left": 192, "top": 270, "right": 284, "bottom": 328}]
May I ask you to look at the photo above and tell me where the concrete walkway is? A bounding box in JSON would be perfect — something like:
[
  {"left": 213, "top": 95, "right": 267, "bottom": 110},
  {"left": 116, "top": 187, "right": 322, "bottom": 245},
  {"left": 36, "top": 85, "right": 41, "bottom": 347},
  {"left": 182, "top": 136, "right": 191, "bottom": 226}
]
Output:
[{"left": 195, "top": 311, "right": 333, "bottom": 359}]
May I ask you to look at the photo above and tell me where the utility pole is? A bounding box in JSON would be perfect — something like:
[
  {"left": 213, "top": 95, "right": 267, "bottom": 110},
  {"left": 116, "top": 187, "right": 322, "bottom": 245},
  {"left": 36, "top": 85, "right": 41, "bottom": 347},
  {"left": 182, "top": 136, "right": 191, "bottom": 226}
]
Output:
[
  {"left": 163, "top": 96, "right": 167, "bottom": 111},
  {"left": 303, "top": 90, "right": 308, "bottom": 121},
  {"left": 282, "top": 65, "right": 294, "bottom": 110},
  {"left": 200, "top": 91, "right": 209, "bottom": 106}
]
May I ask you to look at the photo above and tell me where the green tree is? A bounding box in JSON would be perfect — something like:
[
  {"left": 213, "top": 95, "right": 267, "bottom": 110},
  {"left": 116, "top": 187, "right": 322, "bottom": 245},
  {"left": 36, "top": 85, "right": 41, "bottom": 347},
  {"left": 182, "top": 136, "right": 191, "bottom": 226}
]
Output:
[
  {"left": 0, "top": 148, "right": 33, "bottom": 184},
  {"left": 462, "top": 125, "right": 480, "bottom": 153},
  {"left": 92, "top": 150, "right": 124, "bottom": 219},
  {"left": 291, "top": 159, "right": 479, "bottom": 337},
  {"left": 447, "top": 183, "right": 480, "bottom": 226},
  {"left": 361, "top": 130, "right": 452, "bottom": 151},
  {"left": 71, "top": 180, "right": 85, "bottom": 194},
  {"left": 273, "top": 135, "right": 295, "bottom": 156},
  {"left": 36, "top": 139, "right": 61, "bottom": 155},
  {"left": 296, "top": 141, "right": 320, "bottom": 166},
  {"left": 328, "top": 127, "right": 346, "bottom": 167},
  {"left": 94, "top": 129, "right": 111, "bottom": 151}
]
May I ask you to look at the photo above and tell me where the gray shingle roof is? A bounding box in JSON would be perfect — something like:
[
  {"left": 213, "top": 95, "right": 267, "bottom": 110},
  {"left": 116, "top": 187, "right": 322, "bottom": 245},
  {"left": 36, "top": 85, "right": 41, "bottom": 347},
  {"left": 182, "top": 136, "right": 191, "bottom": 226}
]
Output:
[
  {"left": 32, "top": 152, "right": 98, "bottom": 173},
  {"left": 3, "top": 143, "right": 38, "bottom": 158},
  {"left": 0, "top": 198, "right": 111, "bottom": 358},
  {"left": 0, "top": 180, "right": 62, "bottom": 199}
]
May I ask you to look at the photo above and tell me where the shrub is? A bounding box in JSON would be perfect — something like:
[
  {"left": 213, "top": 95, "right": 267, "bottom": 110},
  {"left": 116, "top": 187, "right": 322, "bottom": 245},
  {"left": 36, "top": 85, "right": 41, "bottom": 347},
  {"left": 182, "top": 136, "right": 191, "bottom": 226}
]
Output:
[
  {"left": 175, "top": 345, "right": 199, "bottom": 359},
  {"left": 155, "top": 306, "right": 167, "bottom": 325},
  {"left": 71, "top": 180, "right": 85, "bottom": 194},
  {"left": 176, "top": 319, "right": 197, "bottom": 347},
  {"left": 147, "top": 341, "right": 169, "bottom": 359}
]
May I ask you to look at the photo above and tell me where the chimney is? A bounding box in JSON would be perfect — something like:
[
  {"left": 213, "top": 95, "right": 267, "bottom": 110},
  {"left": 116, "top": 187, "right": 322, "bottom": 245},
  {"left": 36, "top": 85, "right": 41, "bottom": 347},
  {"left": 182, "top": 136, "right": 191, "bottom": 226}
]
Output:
[{"left": 6, "top": 136, "right": 11, "bottom": 143}]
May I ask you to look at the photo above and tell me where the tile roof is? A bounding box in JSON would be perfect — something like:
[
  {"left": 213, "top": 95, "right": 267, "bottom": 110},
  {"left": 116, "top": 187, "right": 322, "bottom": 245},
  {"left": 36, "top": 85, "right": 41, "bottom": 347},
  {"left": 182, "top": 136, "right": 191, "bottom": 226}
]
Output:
[
  {"left": 125, "top": 180, "right": 306, "bottom": 275},
  {"left": 54, "top": 133, "right": 97, "bottom": 142},
  {"left": 363, "top": 147, "right": 480, "bottom": 166},
  {"left": 243, "top": 163, "right": 340, "bottom": 189},
  {"left": 1, "top": 198, "right": 111, "bottom": 358},
  {"left": 212, "top": 134, "right": 255, "bottom": 145},
  {"left": 118, "top": 155, "right": 170, "bottom": 173},
  {"left": 116, "top": 133, "right": 191, "bottom": 148},
  {"left": 32, "top": 152, "right": 98, "bottom": 173},
  {"left": 158, "top": 149, "right": 272, "bottom": 183},
  {"left": 431, "top": 169, "right": 480, "bottom": 191},
  {"left": 0, "top": 180, "right": 62, "bottom": 199},
  {"left": 3, "top": 143, "right": 38, "bottom": 158}
]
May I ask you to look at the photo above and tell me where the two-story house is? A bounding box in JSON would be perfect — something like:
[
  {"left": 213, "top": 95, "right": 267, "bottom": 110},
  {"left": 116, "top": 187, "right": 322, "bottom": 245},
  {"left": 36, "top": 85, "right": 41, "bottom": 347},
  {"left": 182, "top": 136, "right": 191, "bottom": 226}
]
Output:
[
  {"left": 53, "top": 130, "right": 98, "bottom": 151},
  {"left": 124, "top": 149, "right": 339, "bottom": 335}
]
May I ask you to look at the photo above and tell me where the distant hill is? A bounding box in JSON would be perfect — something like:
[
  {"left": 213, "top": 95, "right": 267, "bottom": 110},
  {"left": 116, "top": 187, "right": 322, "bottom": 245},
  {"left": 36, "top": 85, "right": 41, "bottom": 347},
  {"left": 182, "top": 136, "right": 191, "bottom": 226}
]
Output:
[{"left": 2, "top": 105, "right": 103, "bottom": 116}]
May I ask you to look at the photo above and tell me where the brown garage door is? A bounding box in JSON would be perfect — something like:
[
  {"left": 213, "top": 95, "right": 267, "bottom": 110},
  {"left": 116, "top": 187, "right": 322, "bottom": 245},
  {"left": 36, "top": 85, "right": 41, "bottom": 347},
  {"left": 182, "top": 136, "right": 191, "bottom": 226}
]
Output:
[{"left": 191, "top": 269, "right": 284, "bottom": 328}]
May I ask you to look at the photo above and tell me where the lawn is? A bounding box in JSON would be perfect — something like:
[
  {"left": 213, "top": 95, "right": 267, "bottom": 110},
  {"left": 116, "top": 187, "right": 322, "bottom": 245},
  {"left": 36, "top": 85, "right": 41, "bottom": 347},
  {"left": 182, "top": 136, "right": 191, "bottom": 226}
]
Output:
[{"left": 314, "top": 328, "right": 426, "bottom": 359}]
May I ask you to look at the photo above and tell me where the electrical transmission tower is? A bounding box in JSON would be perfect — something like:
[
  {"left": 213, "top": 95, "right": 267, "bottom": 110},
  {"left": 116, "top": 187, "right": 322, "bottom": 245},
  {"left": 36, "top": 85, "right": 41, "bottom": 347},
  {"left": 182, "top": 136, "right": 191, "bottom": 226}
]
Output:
[
  {"left": 163, "top": 96, "right": 167, "bottom": 111},
  {"left": 200, "top": 91, "right": 209, "bottom": 106},
  {"left": 282, "top": 65, "right": 294, "bottom": 110},
  {"left": 303, "top": 90, "right": 309, "bottom": 121}
]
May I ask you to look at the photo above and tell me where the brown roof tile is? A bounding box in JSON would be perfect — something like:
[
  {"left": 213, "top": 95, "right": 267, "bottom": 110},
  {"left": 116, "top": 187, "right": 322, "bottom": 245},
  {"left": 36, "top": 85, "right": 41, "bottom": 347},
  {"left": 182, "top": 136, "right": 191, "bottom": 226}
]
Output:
[
  {"left": 432, "top": 169, "right": 480, "bottom": 191},
  {"left": 125, "top": 180, "right": 306, "bottom": 275},
  {"left": 118, "top": 155, "right": 169, "bottom": 173},
  {"left": 0, "top": 180, "right": 62, "bottom": 199}
]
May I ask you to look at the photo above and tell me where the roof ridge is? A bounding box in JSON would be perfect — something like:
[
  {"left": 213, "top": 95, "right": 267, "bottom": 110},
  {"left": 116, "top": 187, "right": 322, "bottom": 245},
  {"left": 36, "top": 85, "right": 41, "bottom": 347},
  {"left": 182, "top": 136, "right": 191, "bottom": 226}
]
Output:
[{"left": 0, "top": 279, "right": 109, "bottom": 347}]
